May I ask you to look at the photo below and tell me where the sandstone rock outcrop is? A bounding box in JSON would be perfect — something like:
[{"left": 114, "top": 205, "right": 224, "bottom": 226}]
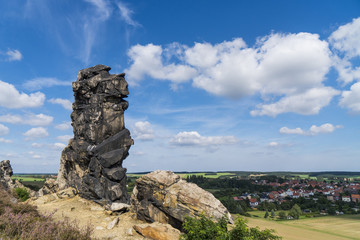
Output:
[
  {"left": 57, "top": 65, "right": 133, "bottom": 205},
  {"left": 0, "top": 160, "right": 15, "bottom": 190},
  {"left": 131, "top": 170, "right": 233, "bottom": 230},
  {"left": 133, "top": 223, "right": 181, "bottom": 240}
]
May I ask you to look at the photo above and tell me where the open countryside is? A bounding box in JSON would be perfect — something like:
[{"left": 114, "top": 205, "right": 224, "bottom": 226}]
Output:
[{"left": 245, "top": 215, "right": 360, "bottom": 240}]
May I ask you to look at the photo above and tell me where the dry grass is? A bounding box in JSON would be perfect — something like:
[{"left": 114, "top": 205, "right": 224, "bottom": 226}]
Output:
[{"left": 244, "top": 215, "right": 360, "bottom": 240}]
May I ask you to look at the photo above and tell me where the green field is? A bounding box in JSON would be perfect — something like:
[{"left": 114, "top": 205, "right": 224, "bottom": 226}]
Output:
[
  {"left": 11, "top": 176, "right": 45, "bottom": 182},
  {"left": 128, "top": 172, "right": 236, "bottom": 179},
  {"left": 244, "top": 215, "right": 360, "bottom": 240}
]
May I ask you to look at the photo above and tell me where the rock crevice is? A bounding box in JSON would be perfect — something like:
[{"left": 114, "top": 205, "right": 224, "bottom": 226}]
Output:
[{"left": 57, "top": 65, "right": 133, "bottom": 205}]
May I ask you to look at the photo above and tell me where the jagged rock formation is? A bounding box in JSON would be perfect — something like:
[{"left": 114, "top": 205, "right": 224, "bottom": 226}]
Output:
[
  {"left": 131, "top": 170, "right": 233, "bottom": 230},
  {"left": 57, "top": 65, "right": 133, "bottom": 205},
  {"left": 0, "top": 160, "right": 36, "bottom": 197},
  {"left": 0, "top": 160, "right": 16, "bottom": 190}
]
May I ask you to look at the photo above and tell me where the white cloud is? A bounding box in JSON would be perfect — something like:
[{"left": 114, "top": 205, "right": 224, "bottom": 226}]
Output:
[
  {"left": 0, "top": 138, "right": 12, "bottom": 143},
  {"left": 280, "top": 123, "right": 342, "bottom": 136},
  {"left": 0, "top": 124, "right": 9, "bottom": 136},
  {"left": 329, "top": 17, "right": 360, "bottom": 58},
  {"left": 126, "top": 32, "right": 337, "bottom": 115},
  {"left": 0, "top": 113, "right": 53, "bottom": 126},
  {"left": 125, "top": 44, "right": 197, "bottom": 85},
  {"left": 5, "top": 49, "right": 23, "bottom": 61},
  {"left": 117, "top": 2, "right": 139, "bottom": 27},
  {"left": 23, "top": 127, "right": 49, "bottom": 139},
  {"left": 55, "top": 122, "right": 72, "bottom": 130},
  {"left": 31, "top": 143, "right": 43, "bottom": 148},
  {"left": 280, "top": 127, "right": 305, "bottom": 135},
  {"left": 52, "top": 142, "right": 66, "bottom": 150},
  {"left": 329, "top": 17, "right": 360, "bottom": 84},
  {"left": 49, "top": 98, "right": 72, "bottom": 110},
  {"left": 56, "top": 135, "right": 73, "bottom": 143},
  {"left": 339, "top": 82, "right": 360, "bottom": 114},
  {"left": 0, "top": 80, "right": 45, "bottom": 108},
  {"left": 170, "top": 131, "right": 238, "bottom": 147},
  {"left": 85, "top": 0, "right": 112, "bottom": 21},
  {"left": 132, "top": 121, "right": 154, "bottom": 140},
  {"left": 23, "top": 77, "right": 71, "bottom": 91},
  {"left": 267, "top": 141, "right": 280, "bottom": 147},
  {"left": 251, "top": 87, "right": 340, "bottom": 117}
]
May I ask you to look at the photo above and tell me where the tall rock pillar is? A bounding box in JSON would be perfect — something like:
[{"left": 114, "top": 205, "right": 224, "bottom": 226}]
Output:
[{"left": 57, "top": 65, "right": 133, "bottom": 205}]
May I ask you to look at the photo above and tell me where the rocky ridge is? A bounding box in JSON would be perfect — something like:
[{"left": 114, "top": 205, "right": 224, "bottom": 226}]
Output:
[{"left": 57, "top": 65, "right": 133, "bottom": 206}]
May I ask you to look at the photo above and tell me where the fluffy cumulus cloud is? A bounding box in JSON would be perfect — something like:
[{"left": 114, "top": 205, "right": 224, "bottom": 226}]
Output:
[
  {"left": 250, "top": 87, "right": 340, "bottom": 117},
  {"left": 126, "top": 44, "right": 197, "bottom": 84},
  {"left": 0, "top": 113, "right": 53, "bottom": 126},
  {"left": 0, "top": 124, "right": 9, "bottom": 136},
  {"left": 49, "top": 98, "right": 72, "bottom": 110},
  {"left": 52, "top": 142, "right": 66, "bottom": 150},
  {"left": 170, "top": 131, "right": 238, "bottom": 147},
  {"left": 126, "top": 31, "right": 338, "bottom": 116},
  {"left": 23, "top": 127, "right": 49, "bottom": 139},
  {"left": 267, "top": 141, "right": 280, "bottom": 147},
  {"left": 280, "top": 123, "right": 342, "bottom": 136},
  {"left": 339, "top": 82, "right": 360, "bottom": 113},
  {"left": 329, "top": 17, "right": 360, "bottom": 58},
  {"left": 331, "top": 18, "right": 360, "bottom": 87},
  {"left": 23, "top": 78, "right": 72, "bottom": 91},
  {"left": 132, "top": 121, "right": 154, "bottom": 140},
  {"left": 0, "top": 80, "right": 45, "bottom": 108}
]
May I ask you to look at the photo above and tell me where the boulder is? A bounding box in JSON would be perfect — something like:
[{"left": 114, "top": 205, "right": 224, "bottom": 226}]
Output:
[
  {"left": 56, "top": 65, "right": 133, "bottom": 206},
  {"left": 131, "top": 170, "right": 233, "bottom": 230},
  {"left": 133, "top": 223, "right": 181, "bottom": 240}
]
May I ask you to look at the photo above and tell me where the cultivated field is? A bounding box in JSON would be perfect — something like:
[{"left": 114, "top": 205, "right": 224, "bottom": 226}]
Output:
[{"left": 245, "top": 215, "right": 360, "bottom": 240}]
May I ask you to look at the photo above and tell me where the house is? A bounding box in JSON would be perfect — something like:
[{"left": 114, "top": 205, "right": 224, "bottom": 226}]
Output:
[
  {"left": 292, "top": 192, "right": 300, "bottom": 199},
  {"left": 327, "top": 195, "right": 334, "bottom": 202},
  {"left": 286, "top": 188, "right": 294, "bottom": 196},
  {"left": 342, "top": 196, "right": 351, "bottom": 202},
  {"left": 249, "top": 198, "right": 259, "bottom": 208},
  {"left": 351, "top": 194, "right": 360, "bottom": 203},
  {"left": 233, "top": 196, "right": 241, "bottom": 201}
]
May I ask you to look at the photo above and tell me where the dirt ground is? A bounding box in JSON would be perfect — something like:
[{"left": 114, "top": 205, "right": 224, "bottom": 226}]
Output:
[{"left": 30, "top": 194, "right": 146, "bottom": 240}]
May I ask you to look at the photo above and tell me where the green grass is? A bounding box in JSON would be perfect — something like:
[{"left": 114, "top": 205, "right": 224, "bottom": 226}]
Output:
[{"left": 11, "top": 176, "right": 45, "bottom": 182}]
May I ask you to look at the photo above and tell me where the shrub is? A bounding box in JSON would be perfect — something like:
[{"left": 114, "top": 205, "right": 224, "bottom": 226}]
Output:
[
  {"left": 181, "top": 214, "right": 282, "bottom": 240},
  {"left": 15, "top": 187, "right": 30, "bottom": 201},
  {"left": 0, "top": 187, "right": 93, "bottom": 240}
]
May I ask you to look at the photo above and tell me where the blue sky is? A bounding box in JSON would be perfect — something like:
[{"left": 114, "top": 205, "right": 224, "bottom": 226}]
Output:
[{"left": 0, "top": 0, "right": 360, "bottom": 173}]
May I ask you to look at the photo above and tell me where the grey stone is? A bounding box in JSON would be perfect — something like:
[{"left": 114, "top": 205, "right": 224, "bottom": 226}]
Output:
[
  {"left": 56, "top": 65, "right": 133, "bottom": 205},
  {"left": 131, "top": 170, "right": 234, "bottom": 230},
  {"left": 110, "top": 202, "right": 130, "bottom": 212},
  {"left": 107, "top": 217, "right": 119, "bottom": 230}
]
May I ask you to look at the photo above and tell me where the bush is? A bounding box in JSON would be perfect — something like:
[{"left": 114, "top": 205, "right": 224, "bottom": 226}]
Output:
[
  {"left": 15, "top": 187, "right": 30, "bottom": 201},
  {"left": 0, "top": 187, "right": 93, "bottom": 240},
  {"left": 181, "top": 214, "right": 282, "bottom": 240}
]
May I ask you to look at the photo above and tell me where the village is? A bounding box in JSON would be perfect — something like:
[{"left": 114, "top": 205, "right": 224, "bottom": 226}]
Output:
[{"left": 233, "top": 179, "right": 360, "bottom": 211}]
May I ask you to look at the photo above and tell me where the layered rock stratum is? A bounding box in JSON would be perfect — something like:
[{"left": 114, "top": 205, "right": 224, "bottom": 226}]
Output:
[
  {"left": 57, "top": 65, "right": 133, "bottom": 205},
  {"left": 131, "top": 170, "right": 234, "bottom": 230}
]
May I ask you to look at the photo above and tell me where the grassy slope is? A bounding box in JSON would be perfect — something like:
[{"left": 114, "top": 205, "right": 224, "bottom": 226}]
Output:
[{"left": 245, "top": 215, "right": 360, "bottom": 240}]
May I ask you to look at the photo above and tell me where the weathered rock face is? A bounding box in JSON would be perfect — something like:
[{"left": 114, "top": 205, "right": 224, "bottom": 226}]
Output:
[
  {"left": 57, "top": 65, "right": 133, "bottom": 205},
  {"left": 0, "top": 160, "right": 15, "bottom": 190},
  {"left": 131, "top": 170, "right": 233, "bottom": 230}
]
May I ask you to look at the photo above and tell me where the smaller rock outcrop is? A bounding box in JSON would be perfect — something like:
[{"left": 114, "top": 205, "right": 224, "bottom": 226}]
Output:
[
  {"left": 131, "top": 170, "right": 233, "bottom": 230},
  {"left": 0, "top": 160, "right": 15, "bottom": 190},
  {"left": 0, "top": 160, "right": 36, "bottom": 197}
]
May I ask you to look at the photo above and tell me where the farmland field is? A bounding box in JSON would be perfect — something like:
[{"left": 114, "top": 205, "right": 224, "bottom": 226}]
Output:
[{"left": 244, "top": 215, "right": 360, "bottom": 240}]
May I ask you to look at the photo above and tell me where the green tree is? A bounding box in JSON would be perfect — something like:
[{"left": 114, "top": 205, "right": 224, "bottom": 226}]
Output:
[
  {"left": 288, "top": 204, "right": 302, "bottom": 219},
  {"left": 264, "top": 210, "right": 269, "bottom": 218},
  {"left": 270, "top": 209, "right": 276, "bottom": 218},
  {"left": 278, "top": 211, "right": 287, "bottom": 219}
]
